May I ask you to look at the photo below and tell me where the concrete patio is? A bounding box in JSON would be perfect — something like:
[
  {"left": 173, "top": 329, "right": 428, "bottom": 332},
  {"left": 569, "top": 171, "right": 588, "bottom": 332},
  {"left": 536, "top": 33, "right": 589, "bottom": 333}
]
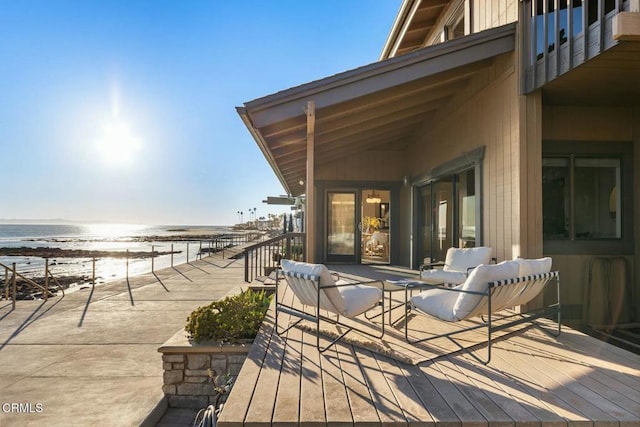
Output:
[{"left": 0, "top": 254, "right": 246, "bottom": 426}]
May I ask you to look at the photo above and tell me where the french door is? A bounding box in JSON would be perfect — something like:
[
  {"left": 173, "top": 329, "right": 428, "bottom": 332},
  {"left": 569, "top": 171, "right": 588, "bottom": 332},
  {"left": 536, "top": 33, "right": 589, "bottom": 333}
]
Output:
[
  {"left": 325, "top": 188, "right": 392, "bottom": 264},
  {"left": 326, "top": 191, "right": 358, "bottom": 263}
]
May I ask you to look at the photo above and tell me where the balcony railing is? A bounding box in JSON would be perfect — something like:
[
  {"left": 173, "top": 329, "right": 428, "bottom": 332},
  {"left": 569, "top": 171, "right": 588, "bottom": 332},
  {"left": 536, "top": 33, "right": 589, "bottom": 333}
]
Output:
[
  {"left": 243, "top": 232, "right": 305, "bottom": 283},
  {"left": 522, "top": 0, "right": 632, "bottom": 92}
]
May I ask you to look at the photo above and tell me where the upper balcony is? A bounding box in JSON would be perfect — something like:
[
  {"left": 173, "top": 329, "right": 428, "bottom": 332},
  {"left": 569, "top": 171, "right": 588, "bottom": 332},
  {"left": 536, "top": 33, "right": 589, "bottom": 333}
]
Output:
[{"left": 522, "top": 0, "right": 640, "bottom": 94}]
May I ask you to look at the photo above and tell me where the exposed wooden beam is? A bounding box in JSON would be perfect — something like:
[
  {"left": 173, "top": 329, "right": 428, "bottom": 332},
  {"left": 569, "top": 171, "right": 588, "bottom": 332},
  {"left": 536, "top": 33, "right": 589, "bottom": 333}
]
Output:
[
  {"left": 272, "top": 113, "right": 429, "bottom": 164},
  {"left": 389, "top": 0, "right": 424, "bottom": 58},
  {"left": 271, "top": 99, "right": 446, "bottom": 155},
  {"left": 305, "top": 101, "right": 316, "bottom": 262},
  {"left": 261, "top": 62, "right": 487, "bottom": 142}
]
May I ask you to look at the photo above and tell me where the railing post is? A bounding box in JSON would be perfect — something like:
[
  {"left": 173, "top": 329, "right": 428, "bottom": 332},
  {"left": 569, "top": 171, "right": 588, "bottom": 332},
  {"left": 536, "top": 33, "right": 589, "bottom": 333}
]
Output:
[
  {"left": 244, "top": 248, "right": 249, "bottom": 282},
  {"left": 12, "top": 263, "right": 17, "bottom": 310},
  {"left": 171, "top": 244, "right": 174, "bottom": 267},
  {"left": 126, "top": 249, "right": 129, "bottom": 279},
  {"left": 152, "top": 245, "right": 155, "bottom": 273},
  {"left": 92, "top": 258, "right": 96, "bottom": 289},
  {"left": 44, "top": 259, "right": 49, "bottom": 301},
  {"left": 285, "top": 233, "right": 292, "bottom": 261},
  {"left": 187, "top": 242, "right": 190, "bottom": 264},
  {"left": 4, "top": 266, "right": 8, "bottom": 301}
]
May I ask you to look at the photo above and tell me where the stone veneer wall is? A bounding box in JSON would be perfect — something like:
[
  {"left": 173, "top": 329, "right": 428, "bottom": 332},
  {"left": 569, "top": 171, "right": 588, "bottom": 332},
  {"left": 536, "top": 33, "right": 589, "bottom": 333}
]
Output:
[{"left": 158, "top": 330, "right": 251, "bottom": 409}]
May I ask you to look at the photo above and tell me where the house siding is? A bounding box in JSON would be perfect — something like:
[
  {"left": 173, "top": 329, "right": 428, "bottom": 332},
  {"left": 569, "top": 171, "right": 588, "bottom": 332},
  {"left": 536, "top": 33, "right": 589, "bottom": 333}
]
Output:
[
  {"left": 423, "top": 0, "right": 519, "bottom": 47},
  {"left": 472, "top": 0, "right": 519, "bottom": 34},
  {"left": 407, "top": 52, "right": 521, "bottom": 263},
  {"left": 542, "top": 105, "right": 639, "bottom": 323},
  {"left": 315, "top": 150, "right": 405, "bottom": 182}
]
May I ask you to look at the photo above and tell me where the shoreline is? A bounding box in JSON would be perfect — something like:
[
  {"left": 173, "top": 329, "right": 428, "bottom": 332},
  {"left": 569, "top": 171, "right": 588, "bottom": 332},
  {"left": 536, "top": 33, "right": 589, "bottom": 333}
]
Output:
[
  {"left": 0, "top": 246, "right": 178, "bottom": 259},
  {"left": 0, "top": 228, "right": 267, "bottom": 300}
]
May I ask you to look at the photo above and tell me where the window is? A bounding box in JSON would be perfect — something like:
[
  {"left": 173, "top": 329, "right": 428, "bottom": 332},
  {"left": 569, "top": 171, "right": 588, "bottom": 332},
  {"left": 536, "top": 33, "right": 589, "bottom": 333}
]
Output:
[
  {"left": 543, "top": 157, "right": 620, "bottom": 240},
  {"left": 444, "top": 1, "right": 465, "bottom": 41},
  {"left": 542, "top": 142, "right": 634, "bottom": 254}
]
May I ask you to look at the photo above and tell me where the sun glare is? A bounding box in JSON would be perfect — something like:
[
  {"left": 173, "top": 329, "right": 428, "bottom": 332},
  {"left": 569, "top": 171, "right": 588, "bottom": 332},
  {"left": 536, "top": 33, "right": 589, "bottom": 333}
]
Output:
[
  {"left": 95, "top": 121, "right": 141, "bottom": 166},
  {"left": 86, "top": 223, "right": 148, "bottom": 239}
]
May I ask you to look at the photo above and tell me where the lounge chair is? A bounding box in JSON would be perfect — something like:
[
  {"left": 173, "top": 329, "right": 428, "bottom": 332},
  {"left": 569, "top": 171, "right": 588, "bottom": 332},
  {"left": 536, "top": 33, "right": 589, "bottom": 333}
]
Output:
[
  {"left": 407, "top": 257, "right": 560, "bottom": 363},
  {"left": 275, "top": 259, "right": 385, "bottom": 352},
  {"left": 420, "top": 246, "right": 494, "bottom": 285}
]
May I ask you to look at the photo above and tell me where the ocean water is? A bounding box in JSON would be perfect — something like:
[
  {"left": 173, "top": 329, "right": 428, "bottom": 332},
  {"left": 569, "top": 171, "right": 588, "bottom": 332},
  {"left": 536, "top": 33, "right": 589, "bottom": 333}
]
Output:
[{"left": 0, "top": 223, "right": 233, "bottom": 290}]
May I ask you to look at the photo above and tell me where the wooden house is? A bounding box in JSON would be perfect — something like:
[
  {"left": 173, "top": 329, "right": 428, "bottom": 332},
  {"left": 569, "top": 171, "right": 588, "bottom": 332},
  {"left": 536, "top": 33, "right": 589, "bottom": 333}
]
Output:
[{"left": 238, "top": 0, "right": 640, "bottom": 342}]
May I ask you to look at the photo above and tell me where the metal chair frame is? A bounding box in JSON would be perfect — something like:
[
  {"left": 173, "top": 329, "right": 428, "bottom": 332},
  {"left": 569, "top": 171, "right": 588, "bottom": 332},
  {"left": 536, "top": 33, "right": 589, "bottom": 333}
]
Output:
[
  {"left": 405, "top": 271, "right": 561, "bottom": 364},
  {"left": 275, "top": 268, "right": 385, "bottom": 352}
]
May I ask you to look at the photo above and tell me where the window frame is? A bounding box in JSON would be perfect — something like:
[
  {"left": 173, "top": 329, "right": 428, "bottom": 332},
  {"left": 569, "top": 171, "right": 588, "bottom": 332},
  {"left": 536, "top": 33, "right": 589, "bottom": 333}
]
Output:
[
  {"left": 542, "top": 141, "right": 635, "bottom": 254},
  {"left": 444, "top": 0, "right": 466, "bottom": 41},
  {"left": 412, "top": 147, "right": 484, "bottom": 268}
]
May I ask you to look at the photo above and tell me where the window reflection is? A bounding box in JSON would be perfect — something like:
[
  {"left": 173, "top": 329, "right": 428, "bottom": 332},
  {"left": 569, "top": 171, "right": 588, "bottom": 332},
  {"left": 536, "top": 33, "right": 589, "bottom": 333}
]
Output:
[{"left": 543, "top": 156, "right": 621, "bottom": 240}]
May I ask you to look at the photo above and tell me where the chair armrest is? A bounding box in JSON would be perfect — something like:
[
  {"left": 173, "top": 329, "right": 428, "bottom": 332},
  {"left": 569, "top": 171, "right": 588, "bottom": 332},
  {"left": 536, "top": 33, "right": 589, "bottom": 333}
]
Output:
[
  {"left": 419, "top": 261, "right": 445, "bottom": 271},
  {"left": 464, "top": 257, "right": 498, "bottom": 274},
  {"left": 325, "top": 279, "right": 383, "bottom": 289}
]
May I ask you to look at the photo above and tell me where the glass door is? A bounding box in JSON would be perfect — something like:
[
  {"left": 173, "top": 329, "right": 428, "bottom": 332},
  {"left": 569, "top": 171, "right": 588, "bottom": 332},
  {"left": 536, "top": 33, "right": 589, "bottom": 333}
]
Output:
[
  {"left": 326, "top": 191, "right": 358, "bottom": 263},
  {"left": 433, "top": 177, "right": 454, "bottom": 262},
  {"left": 417, "top": 168, "right": 479, "bottom": 267},
  {"left": 361, "top": 189, "right": 390, "bottom": 264},
  {"left": 418, "top": 185, "right": 434, "bottom": 265}
]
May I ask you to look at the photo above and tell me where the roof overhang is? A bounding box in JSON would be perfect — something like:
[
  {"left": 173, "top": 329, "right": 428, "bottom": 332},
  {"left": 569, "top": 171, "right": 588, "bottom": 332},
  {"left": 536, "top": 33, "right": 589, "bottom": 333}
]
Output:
[
  {"left": 542, "top": 40, "right": 640, "bottom": 106},
  {"left": 380, "top": 0, "right": 451, "bottom": 60},
  {"left": 238, "top": 23, "right": 516, "bottom": 196}
]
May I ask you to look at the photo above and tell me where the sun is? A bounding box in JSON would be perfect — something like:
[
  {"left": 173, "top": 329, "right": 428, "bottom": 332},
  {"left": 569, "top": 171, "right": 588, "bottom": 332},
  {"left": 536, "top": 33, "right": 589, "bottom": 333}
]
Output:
[{"left": 95, "top": 121, "right": 141, "bottom": 166}]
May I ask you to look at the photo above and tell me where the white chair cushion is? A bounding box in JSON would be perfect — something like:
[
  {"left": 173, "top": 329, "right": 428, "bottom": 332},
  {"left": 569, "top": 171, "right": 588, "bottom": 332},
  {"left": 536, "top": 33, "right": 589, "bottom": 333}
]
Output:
[
  {"left": 410, "top": 286, "right": 460, "bottom": 322},
  {"left": 444, "top": 246, "right": 492, "bottom": 272},
  {"left": 337, "top": 283, "right": 383, "bottom": 318},
  {"left": 281, "top": 260, "right": 346, "bottom": 315},
  {"left": 420, "top": 269, "right": 467, "bottom": 285},
  {"left": 453, "top": 260, "right": 520, "bottom": 320},
  {"left": 514, "top": 257, "right": 552, "bottom": 276},
  {"left": 509, "top": 257, "right": 553, "bottom": 307}
]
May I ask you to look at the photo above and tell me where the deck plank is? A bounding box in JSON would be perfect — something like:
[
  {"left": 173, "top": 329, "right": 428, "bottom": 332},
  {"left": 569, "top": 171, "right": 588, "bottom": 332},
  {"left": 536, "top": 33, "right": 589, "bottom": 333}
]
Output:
[
  {"left": 489, "top": 337, "right": 599, "bottom": 426},
  {"left": 354, "top": 346, "right": 406, "bottom": 425},
  {"left": 243, "top": 313, "right": 288, "bottom": 426},
  {"left": 272, "top": 311, "right": 303, "bottom": 427},
  {"left": 547, "top": 327, "right": 640, "bottom": 388},
  {"left": 419, "top": 361, "right": 487, "bottom": 427},
  {"left": 217, "top": 311, "right": 275, "bottom": 427},
  {"left": 320, "top": 344, "right": 353, "bottom": 426},
  {"left": 435, "top": 358, "right": 514, "bottom": 426},
  {"left": 445, "top": 354, "right": 553, "bottom": 427},
  {"left": 335, "top": 342, "right": 381, "bottom": 427},
  {"left": 508, "top": 334, "right": 640, "bottom": 423},
  {"left": 372, "top": 353, "right": 436, "bottom": 426},
  {"left": 299, "top": 328, "right": 327, "bottom": 426},
  {"left": 401, "top": 362, "right": 462, "bottom": 427}
]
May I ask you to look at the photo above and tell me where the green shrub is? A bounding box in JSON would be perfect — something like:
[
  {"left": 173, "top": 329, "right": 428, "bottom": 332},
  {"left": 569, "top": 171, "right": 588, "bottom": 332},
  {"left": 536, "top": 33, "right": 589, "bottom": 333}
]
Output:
[{"left": 185, "top": 289, "right": 272, "bottom": 343}]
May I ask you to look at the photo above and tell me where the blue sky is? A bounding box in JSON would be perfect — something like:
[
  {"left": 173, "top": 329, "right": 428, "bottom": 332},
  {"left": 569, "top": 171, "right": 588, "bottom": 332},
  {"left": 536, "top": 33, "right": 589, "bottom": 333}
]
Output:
[{"left": 1, "top": 0, "right": 401, "bottom": 225}]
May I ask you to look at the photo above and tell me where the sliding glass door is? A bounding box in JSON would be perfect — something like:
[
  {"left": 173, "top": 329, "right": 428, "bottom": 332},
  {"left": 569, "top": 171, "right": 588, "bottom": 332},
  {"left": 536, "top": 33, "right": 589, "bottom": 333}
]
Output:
[{"left": 418, "top": 168, "right": 478, "bottom": 265}]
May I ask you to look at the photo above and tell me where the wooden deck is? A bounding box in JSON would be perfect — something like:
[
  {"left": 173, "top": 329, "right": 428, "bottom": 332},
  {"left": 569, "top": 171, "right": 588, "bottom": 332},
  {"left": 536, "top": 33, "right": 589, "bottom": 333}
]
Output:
[{"left": 218, "top": 273, "right": 640, "bottom": 427}]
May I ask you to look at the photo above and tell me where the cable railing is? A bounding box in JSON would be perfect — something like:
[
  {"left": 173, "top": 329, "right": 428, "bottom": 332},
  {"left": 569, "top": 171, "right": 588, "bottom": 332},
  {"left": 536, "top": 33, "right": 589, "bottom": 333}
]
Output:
[
  {"left": 1, "top": 232, "right": 262, "bottom": 306},
  {"left": 243, "top": 232, "right": 305, "bottom": 283}
]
